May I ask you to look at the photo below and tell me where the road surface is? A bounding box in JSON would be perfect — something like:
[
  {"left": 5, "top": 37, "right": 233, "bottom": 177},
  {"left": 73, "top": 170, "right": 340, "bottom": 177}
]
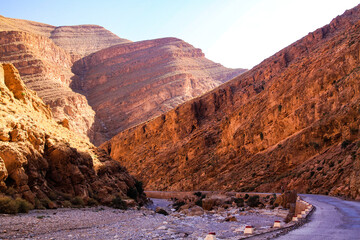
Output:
[{"left": 276, "top": 194, "right": 360, "bottom": 240}]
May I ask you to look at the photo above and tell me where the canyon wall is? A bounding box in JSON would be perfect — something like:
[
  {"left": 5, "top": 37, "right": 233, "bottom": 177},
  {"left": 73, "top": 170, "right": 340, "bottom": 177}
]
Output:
[
  {"left": 102, "top": 5, "right": 360, "bottom": 200},
  {"left": 72, "top": 38, "right": 245, "bottom": 144}
]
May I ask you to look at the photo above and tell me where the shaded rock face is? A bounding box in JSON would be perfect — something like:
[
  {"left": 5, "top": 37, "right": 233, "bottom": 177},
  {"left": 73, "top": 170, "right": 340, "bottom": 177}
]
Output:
[
  {"left": 102, "top": 5, "right": 360, "bottom": 200},
  {"left": 0, "top": 63, "right": 145, "bottom": 205},
  {"left": 72, "top": 38, "right": 246, "bottom": 145}
]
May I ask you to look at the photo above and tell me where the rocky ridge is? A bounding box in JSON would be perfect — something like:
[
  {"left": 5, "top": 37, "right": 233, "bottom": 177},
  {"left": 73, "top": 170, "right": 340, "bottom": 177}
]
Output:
[
  {"left": 72, "top": 37, "right": 245, "bottom": 144},
  {"left": 0, "top": 63, "right": 145, "bottom": 206},
  {"left": 102, "top": 5, "right": 360, "bottom": 200},
  {"left": 0, "top": 15, "right": 130, "bottom": 57}
]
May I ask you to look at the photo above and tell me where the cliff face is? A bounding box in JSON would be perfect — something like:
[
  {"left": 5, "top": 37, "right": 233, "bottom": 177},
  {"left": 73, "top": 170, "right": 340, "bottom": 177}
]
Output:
[
  {"left": 0, "top": 15, "right": 130, "bottom": 57},
  {"left": 0, "top": 63, "right": 144, "bottom": 205},
  {"left": 72, "top": 38, "right": 246, "bottom": 145},
  {"left": 102, "top": 5, "right": 360, "bottom": 200},
  {"left": 0, "top": 31, "right": 95, "bottom": 139}
]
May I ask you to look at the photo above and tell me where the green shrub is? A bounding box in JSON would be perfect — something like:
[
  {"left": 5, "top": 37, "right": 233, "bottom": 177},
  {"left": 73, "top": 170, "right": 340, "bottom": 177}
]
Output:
[
  {"left": 0, "top": 196, "right": 19, "bottom": 214},
  {"left": 111, "top": 195, "right": 127, "bottom": 210},
  {"left": 244, "top": 194, "right": 249, "bottom": 199},
  {"left": 135, "top": 180, "right": 144, "bottom": 195},
  {"left": 246, "top": 195, "right": 260, "bottom": 207},
  {"left": 62, "top": 200, "right": 72, "bottom": 208},
  {"left": 5, "top": 187, "right": 17, "bottom": 196},
  {"left": 0, "top": 196, "right": 33, "bottom": 214},
  {"left": 15, "top": 198, "right": 34, "bottom": 213},
  {"left": 34, "top": 198, "right": 45, "bottom": 210},
  {"left": 40, "top": 198, "right": 52, "bottom": 209},
  {"left": 234, "top": 198, "right": 244, "bottom": 207},
  {"left": 195, "top": 199, "right": 202, "bottom": 207},
  {"left": 48, "top": 191, "right": 58, "bottom": 201},
  {"left": 71, "top": 196, "right": 85, "bottom": 206},
  {"left": 278, "top": 104, "right": 282, "bottom": 112},
  {"left": 127, "top": 187, "right": 138, "bottom": 199},
  {"left": 87, "top": 198, "right": 99, "bottom": 206}
]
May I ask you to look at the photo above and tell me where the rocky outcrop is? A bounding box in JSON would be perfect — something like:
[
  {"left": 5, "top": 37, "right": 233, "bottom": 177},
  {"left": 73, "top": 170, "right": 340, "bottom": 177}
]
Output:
[
  {"left": 102, "top": 5, "right": 360, "bottom": 200},
  {"left": 0, "top": 15, "right": 130, "bottom": 57},
  {"left": 0, "top": 63, "right": 145, "bottom": 206},
  {"left": 72, "top": 38, "right": 246, "bottom": 144},
  {"left": 0, "top": 31, "right": 95, "bottom": 139}
]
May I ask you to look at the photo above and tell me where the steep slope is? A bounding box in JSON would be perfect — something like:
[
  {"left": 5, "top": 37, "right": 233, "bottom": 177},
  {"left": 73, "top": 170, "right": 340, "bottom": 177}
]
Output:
[
  {"left": 0, "top": 31, "right": 95, "bottom": 139},
  {"left": 102, "top": 5, "right": 360, "bottom": 200},
  {"left": 72, "top": 38, "right": 246, "bottom": 145},
  {"left": 0, "top": 15, "right": 130, "bottom": 57},
  {"left": 0, "top": 63, "right": 145, "bottom": 206}
]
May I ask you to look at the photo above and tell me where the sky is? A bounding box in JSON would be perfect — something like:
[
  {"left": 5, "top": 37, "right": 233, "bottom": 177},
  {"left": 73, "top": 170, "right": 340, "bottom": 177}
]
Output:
[{"left": 1, "top": 0, "right": 359, "bottom": 69}]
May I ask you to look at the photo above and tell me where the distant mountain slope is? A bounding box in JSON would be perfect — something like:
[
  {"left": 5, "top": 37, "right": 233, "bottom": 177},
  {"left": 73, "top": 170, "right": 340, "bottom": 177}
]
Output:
[
  {"left": 0, "top": 15, "right": 130, "bottom": 57},
  {"left": 102, "top": 5, "right": 360, "bottom": 200},
  {"left": 72, "top": 37, "right": 246, "bottom": 145}
]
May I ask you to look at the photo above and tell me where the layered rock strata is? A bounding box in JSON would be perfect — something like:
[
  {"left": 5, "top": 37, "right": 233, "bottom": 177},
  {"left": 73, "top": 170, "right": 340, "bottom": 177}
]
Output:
[
  {"left": 102, "top": 5, "right": 360, "bottom": 200},
  {"left": 0, "top": 30, "right": 95, "bottom": 139},
  {"left": 0, "top": 15, "right": 130, "bottom": 57},
  {"left": 72, "top": 38, "right": 245, "bottom": 144}
]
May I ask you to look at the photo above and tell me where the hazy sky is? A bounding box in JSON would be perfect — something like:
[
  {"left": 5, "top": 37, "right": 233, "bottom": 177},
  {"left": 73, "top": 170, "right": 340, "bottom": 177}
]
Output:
[{"left": 1, "top": 0, "right": 359, "bottom": 69}]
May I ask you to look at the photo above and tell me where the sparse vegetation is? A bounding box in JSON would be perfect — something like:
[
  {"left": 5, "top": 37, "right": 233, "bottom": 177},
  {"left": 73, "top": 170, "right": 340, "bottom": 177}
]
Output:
[
  {"left": 278, "top": 104, "right": 282, "bottom": 112},
  {"left": 71, "top": 196, "right": 85, "bottom": 207},
  {"left": 111, "top": 195, "right": 127, "bottom": 210},
  {"left": 127, "top": 186, "right": 138, "bottom": 199},
  {"left": 234, "top": 198, "right": 244, "bottom": 207},
  {"left": 0, "top": 196, "right": 34, "bottom": 214},
  {"left": 246, "top": 195, "right": 260, "bottom": 207},
  {"left": 61, "top": 200, "right": 72, "bottom": 208},
  {"left": 87, "top": 198, "right": 99, "bottom": 206}
]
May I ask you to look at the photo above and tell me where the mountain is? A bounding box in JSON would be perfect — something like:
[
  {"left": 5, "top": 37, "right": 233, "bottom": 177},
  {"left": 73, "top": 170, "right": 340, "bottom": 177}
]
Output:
[
  {"left": 0, "top": 63, "right": 145, "bottom": 206},
  {"left": 72, "top": 37, "right": 245, "bottom": 145},
  {"left": 0, "top": 16, "right": 245, "bottom": 145},
  {"left": 0, "top": 30, "right": 95, "bottom": 138},
  {"left": 102, "top": 5, "right": 360, "bottom": 200},
  {"left": 0, "top": 15, "right": 130, "bottom": 57}
]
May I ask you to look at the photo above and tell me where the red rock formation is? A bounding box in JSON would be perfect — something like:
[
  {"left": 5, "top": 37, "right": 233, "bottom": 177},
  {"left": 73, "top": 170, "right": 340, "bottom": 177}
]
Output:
[
  {"left": 0, "top": 15, "right": 130, "bottom": 57},
  {"left": 0, "top": 31, "right": 95, "bottom": 139},
  {"left": 102, "top": 5, "right": 360, "bottom": 200},
  {"left": 0, "top": 63, "right": 145, "bottom": 206},
  {"left": 72, "top": 38, "right": 245, "bottom": 144}
]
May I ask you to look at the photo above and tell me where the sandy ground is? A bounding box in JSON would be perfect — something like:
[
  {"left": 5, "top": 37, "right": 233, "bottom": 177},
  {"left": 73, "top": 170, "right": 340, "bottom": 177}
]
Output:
[{"left": 0, "top": 199, "right": 289, "bottom": 240}]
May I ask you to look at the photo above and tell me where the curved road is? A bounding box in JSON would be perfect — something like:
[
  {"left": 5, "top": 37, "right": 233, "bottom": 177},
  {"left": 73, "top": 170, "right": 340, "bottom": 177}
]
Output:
[{"left": 276, "top": 194, "right": 360, "bottom": 240}]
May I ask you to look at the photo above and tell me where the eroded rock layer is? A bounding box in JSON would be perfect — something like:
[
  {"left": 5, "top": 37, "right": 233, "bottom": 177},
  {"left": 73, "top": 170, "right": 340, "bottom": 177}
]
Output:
[
  {"left": 0, "top": 63, "right": 145, "bottom": 205},
  {"left": 0, "top": 15, "right": 130, "bottom": 57},
  {"left": 72, "top": 38, "right": 246, "bottom": 144},
  {"left": 0, "top": 31, "right": 95, "bottom": 139},
  {"left": 102, "top": 5, "right": 360, "bottom": 200}
]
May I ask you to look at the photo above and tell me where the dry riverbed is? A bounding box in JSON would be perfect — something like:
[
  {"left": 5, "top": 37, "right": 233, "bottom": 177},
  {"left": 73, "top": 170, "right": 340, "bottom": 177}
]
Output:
[{"left": 0, "top": 199, "right": 291, "bottom": 240}]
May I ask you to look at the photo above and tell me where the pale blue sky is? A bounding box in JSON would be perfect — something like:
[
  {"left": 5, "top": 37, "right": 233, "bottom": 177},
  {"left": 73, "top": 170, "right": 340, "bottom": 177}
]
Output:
[{"left": 1, "top": 0, "right": 359, "bottom": 69}]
